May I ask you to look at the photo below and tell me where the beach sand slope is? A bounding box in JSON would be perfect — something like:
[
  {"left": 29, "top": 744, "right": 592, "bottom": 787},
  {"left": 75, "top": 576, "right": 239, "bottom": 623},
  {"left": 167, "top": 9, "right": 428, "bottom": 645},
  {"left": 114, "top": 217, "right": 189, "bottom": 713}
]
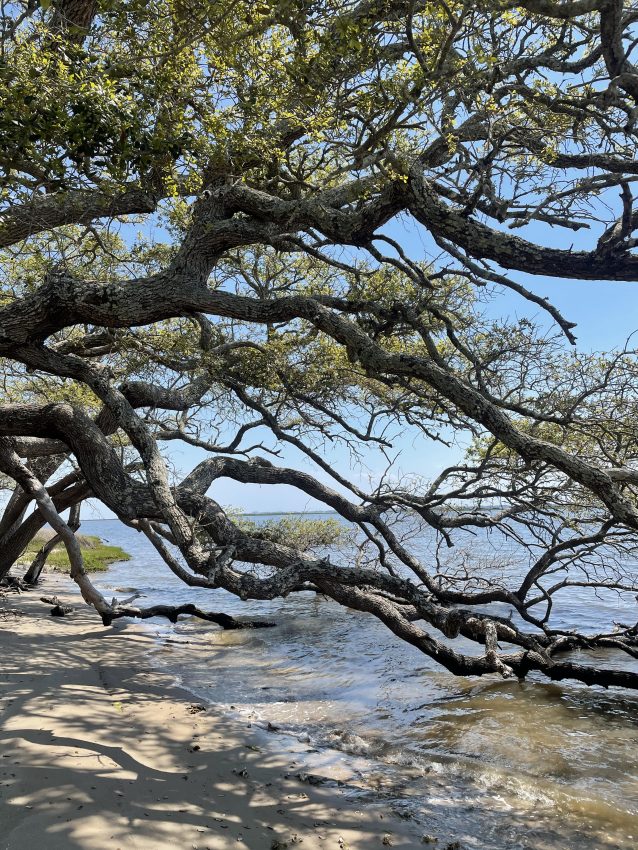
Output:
[{"left": 0, "top": 575, "right": 430, "bottom": 850}]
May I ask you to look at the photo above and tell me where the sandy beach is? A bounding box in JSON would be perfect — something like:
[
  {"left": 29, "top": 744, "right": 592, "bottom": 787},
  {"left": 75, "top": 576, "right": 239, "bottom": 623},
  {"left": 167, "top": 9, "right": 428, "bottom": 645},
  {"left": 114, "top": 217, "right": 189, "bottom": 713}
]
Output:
[{"left": 0, "top": 574, "right": 436, "bottom": 850}]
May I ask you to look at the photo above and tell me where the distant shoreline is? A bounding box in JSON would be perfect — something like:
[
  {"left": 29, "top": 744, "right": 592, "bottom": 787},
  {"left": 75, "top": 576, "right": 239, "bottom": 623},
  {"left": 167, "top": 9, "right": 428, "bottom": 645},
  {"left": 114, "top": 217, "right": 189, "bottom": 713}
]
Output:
[{"left": 81, "top": 510, "right": 339, "bottom": 520}]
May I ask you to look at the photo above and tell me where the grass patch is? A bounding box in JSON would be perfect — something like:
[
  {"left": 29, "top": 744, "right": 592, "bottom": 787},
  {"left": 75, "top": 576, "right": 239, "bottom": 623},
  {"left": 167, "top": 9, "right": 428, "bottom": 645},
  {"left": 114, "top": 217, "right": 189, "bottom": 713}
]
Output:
[{"left": 23, "top": 533, "right": 131, "bottom": 573}]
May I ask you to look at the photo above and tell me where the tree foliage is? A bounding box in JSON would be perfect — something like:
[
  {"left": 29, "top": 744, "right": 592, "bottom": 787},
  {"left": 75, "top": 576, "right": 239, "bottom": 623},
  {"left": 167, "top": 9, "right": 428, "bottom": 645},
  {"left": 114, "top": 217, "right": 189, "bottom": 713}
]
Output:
[{"left": 2, "top": 0, "right": 638, "bottom": 688}]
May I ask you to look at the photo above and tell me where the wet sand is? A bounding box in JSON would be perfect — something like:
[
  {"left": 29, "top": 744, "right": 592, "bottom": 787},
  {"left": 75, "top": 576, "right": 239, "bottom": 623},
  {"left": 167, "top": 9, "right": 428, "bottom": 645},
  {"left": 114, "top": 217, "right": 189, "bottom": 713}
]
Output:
[{"left": 0, "top": 574, "right": 436, "bottom": 850}]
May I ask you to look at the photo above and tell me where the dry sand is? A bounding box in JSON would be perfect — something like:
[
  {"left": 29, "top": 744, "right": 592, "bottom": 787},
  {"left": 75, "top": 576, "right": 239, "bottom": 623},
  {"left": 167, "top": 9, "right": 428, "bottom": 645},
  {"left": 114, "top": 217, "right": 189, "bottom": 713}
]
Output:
[{"left": 0, "top": 574, "right": 440, "bottom": 850}]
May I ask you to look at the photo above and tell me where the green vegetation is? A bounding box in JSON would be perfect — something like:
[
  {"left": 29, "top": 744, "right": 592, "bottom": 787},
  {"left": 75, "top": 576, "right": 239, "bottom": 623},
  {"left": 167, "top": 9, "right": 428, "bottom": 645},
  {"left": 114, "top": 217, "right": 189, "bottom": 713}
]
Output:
[
  {"left": 22, "top": 533, "right": 131, "bottom": 573},
  {"left": 238, "top": 515, "right": 349, "bottom": 550}
]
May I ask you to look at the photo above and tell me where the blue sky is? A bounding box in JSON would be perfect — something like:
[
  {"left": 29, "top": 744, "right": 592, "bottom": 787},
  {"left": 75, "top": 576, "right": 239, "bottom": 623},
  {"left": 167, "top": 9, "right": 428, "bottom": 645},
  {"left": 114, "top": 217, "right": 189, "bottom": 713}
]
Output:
[{"left": 83, "top": 203, "right": 638, "bottom": 520}]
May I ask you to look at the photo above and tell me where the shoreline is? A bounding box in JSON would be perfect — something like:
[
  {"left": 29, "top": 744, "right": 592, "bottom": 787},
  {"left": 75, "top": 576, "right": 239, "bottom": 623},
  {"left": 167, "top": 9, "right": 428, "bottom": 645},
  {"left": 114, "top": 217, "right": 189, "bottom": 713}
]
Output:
[{"left": 0, "top": 574, "right": 437, "bottom": 849}]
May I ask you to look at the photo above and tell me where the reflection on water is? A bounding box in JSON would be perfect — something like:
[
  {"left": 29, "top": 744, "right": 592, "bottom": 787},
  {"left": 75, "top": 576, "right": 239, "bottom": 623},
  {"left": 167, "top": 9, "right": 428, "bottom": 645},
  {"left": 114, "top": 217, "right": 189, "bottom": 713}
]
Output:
[{"left": 85, "top": 518, "right": 638, "bottom": 849}]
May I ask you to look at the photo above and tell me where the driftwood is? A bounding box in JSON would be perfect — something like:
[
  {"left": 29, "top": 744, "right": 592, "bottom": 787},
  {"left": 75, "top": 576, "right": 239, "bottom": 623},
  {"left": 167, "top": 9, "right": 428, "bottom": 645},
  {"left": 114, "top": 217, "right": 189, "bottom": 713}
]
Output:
[
  {"left": 41, "top": 595, "right": 74, "bottom": 616},
  {"left": 107, "top": 603, "right": 276, "bottom": 629},
  {"left": 39, "top": 592, "right": 275, "bottom": 628},
  {"left": 0, "top": 575, "right": 29, "bottom": 592}
]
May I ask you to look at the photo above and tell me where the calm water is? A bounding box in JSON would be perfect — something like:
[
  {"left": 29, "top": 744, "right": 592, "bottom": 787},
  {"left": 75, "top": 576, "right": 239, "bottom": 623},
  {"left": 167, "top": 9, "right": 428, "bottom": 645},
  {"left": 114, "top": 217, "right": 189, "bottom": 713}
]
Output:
[{"left": 82, "top": 518, "right": 638, "bottom": 848}]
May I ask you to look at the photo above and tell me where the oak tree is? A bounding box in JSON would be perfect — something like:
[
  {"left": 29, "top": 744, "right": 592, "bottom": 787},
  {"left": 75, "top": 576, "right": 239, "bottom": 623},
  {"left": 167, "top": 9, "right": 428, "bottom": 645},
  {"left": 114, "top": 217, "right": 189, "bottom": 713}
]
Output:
[{"left": 2, "top": 0, "right": 638, "bottom": 688}]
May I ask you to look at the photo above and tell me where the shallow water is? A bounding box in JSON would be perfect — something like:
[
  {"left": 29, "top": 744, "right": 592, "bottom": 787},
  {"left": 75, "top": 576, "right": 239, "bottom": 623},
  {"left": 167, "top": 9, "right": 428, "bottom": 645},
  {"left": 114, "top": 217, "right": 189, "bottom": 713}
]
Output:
[{"left": 85, "top": 518, "right": 638, "bottom": 848}]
